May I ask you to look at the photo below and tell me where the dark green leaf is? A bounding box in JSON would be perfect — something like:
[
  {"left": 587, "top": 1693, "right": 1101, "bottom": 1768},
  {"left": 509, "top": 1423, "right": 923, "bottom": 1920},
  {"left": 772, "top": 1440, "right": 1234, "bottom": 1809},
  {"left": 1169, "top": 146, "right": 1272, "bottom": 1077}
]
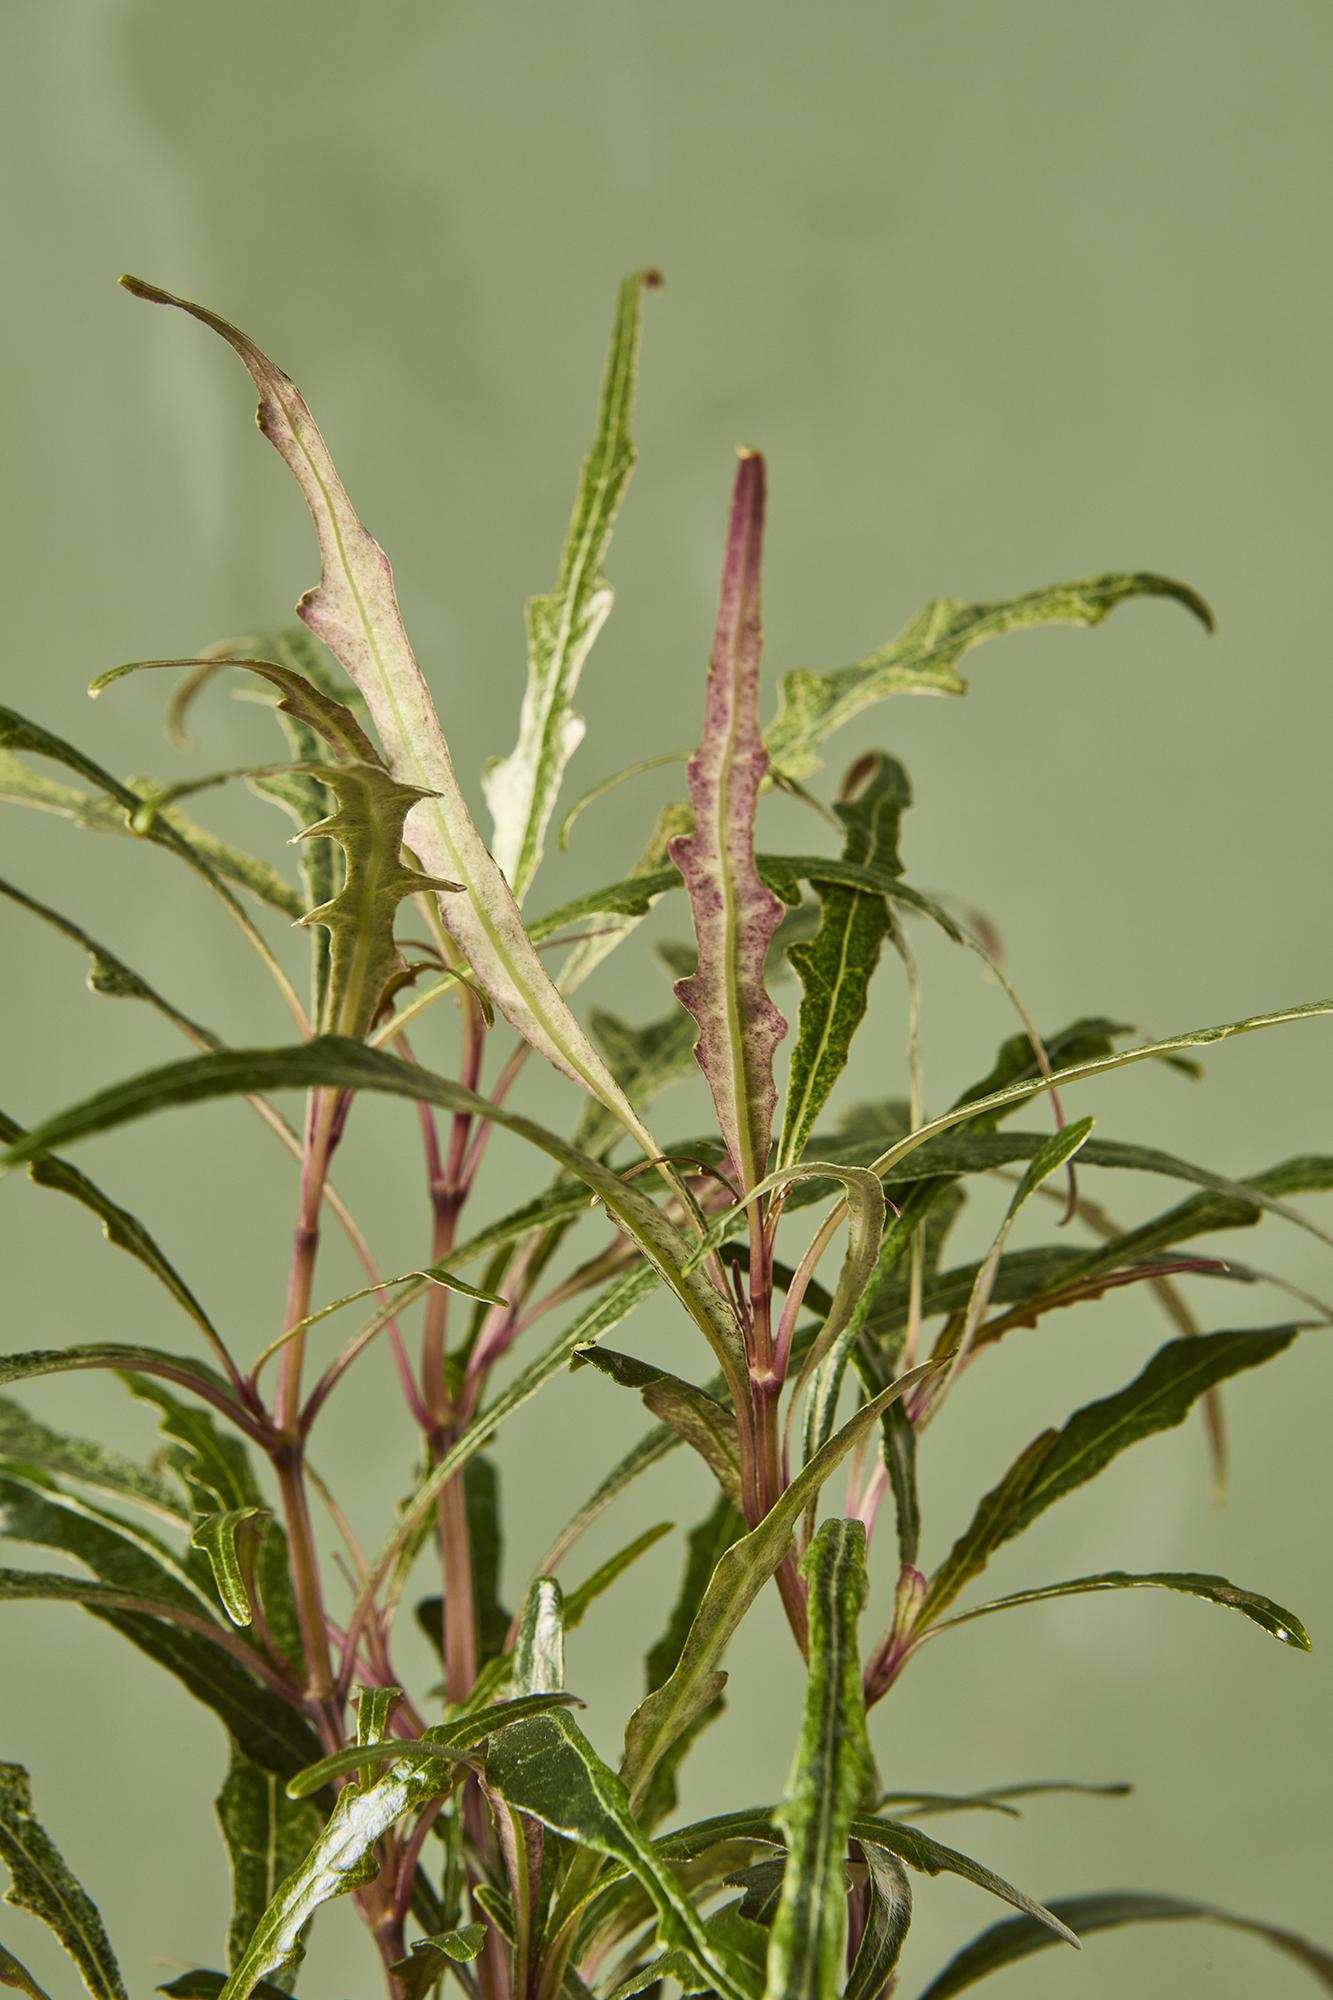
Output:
[
  {"left": 285, "top": 1693, "right": 579, "bottom": 1799},
  {"left": 938, "top": 1569, "right": 1310, "bottom": 1649},
  {"left": 845, "top": 1842, "right": 912, "bottom": 2000},
  {"left": 846, "top": 1815, "right": 1077, "bottom": 1946},
  {"left": 157, "top": 1976, "right": 293, "bottom": 2000},
  {"left": 572, "top": 1346, "right": 741, "bottom": 1506},
  {"left": 0, "top": 1943, "right": 53, "bottom": 2000},
  {"left": 0, "top": 1764, "right": 127, "bottom": 2000},
  {"left": 388, "top": 1923, "right": 488, "bottom": 2000},
  {"left": 0, "top": 1396, "right": 185, "bottom": 1523},
  {"left": 216, "top": 1748, "right": 320, "bottom": 1993},
  {"left": 192, "top": 1510, "right": 272, "bottom": 1627},
  {"left": 916, "top": 1890, "right": 1333, "bottom": 1997},
  {"left": 766, "top": 1520, "right": 873, "bottom": 2000},
  {"left": 636, "top": 1497, "right": 745, "bottom": 1833}
]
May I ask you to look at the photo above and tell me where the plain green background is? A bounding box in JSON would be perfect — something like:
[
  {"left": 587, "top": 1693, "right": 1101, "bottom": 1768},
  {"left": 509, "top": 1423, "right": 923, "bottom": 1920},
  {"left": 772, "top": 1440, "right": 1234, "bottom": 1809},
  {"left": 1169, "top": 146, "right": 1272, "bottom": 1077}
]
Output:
[{"left": 2, "top": 3, "right": 1331, "bottom": 1995}]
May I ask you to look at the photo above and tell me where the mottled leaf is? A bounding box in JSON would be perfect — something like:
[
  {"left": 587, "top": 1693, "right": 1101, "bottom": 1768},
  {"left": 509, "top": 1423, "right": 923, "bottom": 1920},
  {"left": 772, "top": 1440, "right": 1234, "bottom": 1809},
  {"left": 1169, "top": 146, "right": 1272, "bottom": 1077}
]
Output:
[
  {"left": 388, "top": 1923, "right": 488, "bottom": 2000},
  {"left": 844, "top": 1843, "right": 912, "bottom": 2000},
  {"left": 0, "top": 1943, "right": 53, "bottom": 2000},
  {"left": 766, "top": 1520, "right": 872, "bottom": 2000},
  {"left": 484, "top": 271, "right": 654, "bottom": 898},
  {"left": 216, "top": 1747, "right": 320, "bottom": 1992},
  {"left": 0, "top": 1396, "right": 186, "bottom": 1524},
  {"left": 669, "top": 451, "right": 787, "bottom": 1191},
  {"left": 763, "top": 571, "right": 1212, "bottom": 783},
  {"left": 917, "top": 1890, "right": 1333, "bottom": 1997},
  {"left": 845, "top": 1814, "right": 1077, "bottom": 1947},
  {"left": 0, "top": 1765, "right": 127, "bottom": 2000},
  {"left": 514, "top": 1578, "right": 565, "bottom": 1696},
  {"left": 635, "top": 1497, "right": 745, "bottom": 1832}
]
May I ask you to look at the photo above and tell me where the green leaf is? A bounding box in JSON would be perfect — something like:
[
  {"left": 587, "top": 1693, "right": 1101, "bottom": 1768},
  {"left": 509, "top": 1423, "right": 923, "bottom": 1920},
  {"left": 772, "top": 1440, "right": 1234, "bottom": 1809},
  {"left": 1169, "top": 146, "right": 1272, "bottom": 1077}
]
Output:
[
  {"left": 937, "top": 1568, "right": 1310, "bottom": 1648},
  {"left": 121, "top": 277, "right": 664, "bottom": 1152},
  {"left": 0, "top": 1035, "right": 746, "bottom": 1395},
  {"left": 122, "top": 1378, "right": 261, "bottom": 1514},
  {"left": 766, "top": 1520, "right": 873, "bottom": 2000},
  {"left": 0, "top": 1109, "right": 221, "bottom": 1351},
  {"left": 573, "top": 1003, "right": 699, "bottom": 1162},
  {"left": 0, "top": 879, "right": 215, "bottom": 1044},
  {"left": 560, "top": 1522, "right": 673, "bottom": 1635},
  {"left": 621, "top": 1356, "right": 940, "bottom": 1813},
  {"left": 0, "top": 1765, "right": 127, "bottom": 2000},
  {"left": 514, "top": 1577, "right": 565, "bottom": 1696},
  {"left": 0, "top": 1465, "right": 213, "bottom": 1611},
  {"left": 0, "top": 1395, "right": 186, "bottom": 1523},
  {"left": 484, "top": 1711, "right": 758, "bottom": 2000},
  {"left": 919, "top": 1326, "right": 1303, "bottom": 1627},
  {"left": 778, "top": 756, "right": 908, "bottom": 1168},
  {"left": 763, "top": 571, "right": 1212, "bottom": 783},
  {"left": 844, "top": 1842, "right": 912, "bottom": 2000},
  {"left": 669, "top": 451, "right": 788, "bottom": 1192},
  {"left": 637, "top": 1496, "right": 745, "bottom": 1832},
  {"left": 916, "top": 1890, "right": 1333, "bottom": 1997},
  {"left": 215, "top": 1748, "right": 320, "bottom": 1993},
  {"left": 557, "top": 751, "right": 686, "bottom": 856},
  {"left": 285, "top": 1693, "right": 579, "bottom": 1799},
  {"left": 388, "top": 1923, "right": 488, "bottom": 2000},
  {"left": 484, "top": 271, "right": 654, "bottom": 900},
  {"left": 572, "top": 1346, "right": 742, "bottom": 1506},
  {"left": 93, "top": 647, "right": 380, "bottom": 765},
  {"left": 157, "top": 1976, "right": 292, "bottom": 2000},
  {"left": 845, "top": 1814, "right": 1078, "bottom": 1947},
  {"left": 191, "top": 1510, "right": 272, "bottom": 1627},
  {"left": 0, "top": 1943, "right": 53, "bottom": 2000}
]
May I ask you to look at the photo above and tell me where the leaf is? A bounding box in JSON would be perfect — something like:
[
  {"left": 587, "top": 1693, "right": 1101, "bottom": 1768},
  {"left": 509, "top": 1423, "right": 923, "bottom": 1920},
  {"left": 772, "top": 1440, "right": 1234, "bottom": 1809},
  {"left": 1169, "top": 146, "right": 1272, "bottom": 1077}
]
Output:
[
  {"left": 637, "top": 1496, "right": 745, "bottom": 1832},
  {"left": 763, "top": 571, "right": 1213, "bottom": 783},
  {"left": 484, "top": 1711, "right": 758, "bottom": 2000},
  {"left": 0, "top": 1395, "right": 186, "bottom": 1523},
  {"left": 668, "top": 451, "right": 788, "bottom": 1191},
  {"left": 916, "top": 1890, "right": 1333, "bottom": 1997},
  {"left": 92, "top": 649, "right": 379, "bottom": 765},
  {"left": 937, "top": 1569, "right": 1311, "bottom": 1648},
  {"left": 844, "top": 1844, "right": 912, "bottom": 2000},
  {"left": 766, "top": 1520, "right": 873, "bottom": 2000},
  {"left": 0, "top": 1109, "right": 221, "bottom": 1350},
  {"left": 157, "top": 1977, "right": 293, "bottom": 2000},
  {"left": 559, "top": 1522, "right": 674, "bottom": 1633},
  {"left": 0, "top": 1465, "right": 213, "bottom": 1611},
  {"left": 845, "top": 1814, "right": 1078, "bottom": 1947},
  {"left": 919, "top": 1326, "right": 1303, "bottom": 1627},
  {"left": 121, "top": 277, "right": 661, "bottom": 1149},
  {"left": 0, "top": 1943, "right": 53, "bottom": 2000},
  {"left": 285, "top": 1694, "right": 581, "bottom": 1798},
  {"left": 0, "top": 1765, "right": 127, "bottom": 2000},
  {"left": 388, "top": 1923, "right": 488, "bottom": 2000},
  {"left": 876, "top": 1780, "right": 1131, "bottom": 1819},
  {"left": 557, "top": 751, "right": 686, "bottom": 855},
  {"left": 514, "top": 1577, "right": 565, "bottom": 1696},
  {"left": 191, "top": 1510, "right": 272, "bottom": 1627},
  {"left": 778, "top": 756, "right": 908, "bottom": 1168},
  {"left": 572, "top": 1346, "right": 742, "bottom": 1506},
  {"left": 620, "top": 1357, "right": 940, "bottom": 1812},
  {"left": 215, "top": 1747, "right": 320, "bottom": 1993},
  {"left": 484, "top": 271, "right": 655, "bottom": 899},
  {"left": 0, "top": 1036, "right": 746, "bottom": 1393},
  {"left": 0, "top": 878, "right": 214, "bottom": 1043},
  {"left": 573, "top": 1003, "right": 699, "bottom": 1162}
]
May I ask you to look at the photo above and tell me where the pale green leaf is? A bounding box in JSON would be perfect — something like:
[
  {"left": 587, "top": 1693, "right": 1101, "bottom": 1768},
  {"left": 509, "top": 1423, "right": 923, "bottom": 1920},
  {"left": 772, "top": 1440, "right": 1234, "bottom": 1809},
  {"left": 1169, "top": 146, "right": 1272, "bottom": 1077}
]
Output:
[{"left": 514, "top": 1577, "right": 565, "bottom": 1696}]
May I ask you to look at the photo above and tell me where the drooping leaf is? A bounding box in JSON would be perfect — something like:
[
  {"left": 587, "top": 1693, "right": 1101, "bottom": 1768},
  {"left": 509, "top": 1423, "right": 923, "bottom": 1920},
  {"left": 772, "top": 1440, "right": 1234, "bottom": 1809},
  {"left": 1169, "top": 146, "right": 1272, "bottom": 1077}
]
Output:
[
  {"left": 621, "top": 1357, "right": 941, "bottom": 1812},
  {"left": 191, "top": 1510, "right": 272, "bottom": 1628},
  {"left": 572, "top": 1345, "right": 741, "bottom": 1506},
  {"left": 936, "top": 1568, "right": 1310, "bottom": 1648},
  {"left": 844, "top": 1842, "right": 912, "bottom": 2000},
  {"left": 876, "top": 1779, "right": 1131, "bottom": 1818},
  {"left": 121, "top": 277, "right": 661, "bottom": 1150},
  {"left": 0, "top": 1465, "right": 213, "bottom": 1612},
  {"left": 0, "top": 1110, "right": 221, "bottom": 1351},
  {"left": 514, "top": 1577, "right": 565, "bottom": 1696},
  {"left": 484, "top": 270, "right": 655, "bottom": 899},
  {"left": 916, "top": 1890, "right": 1333, "bottom": 1997},
  {"left": 668, "top": 451, "right": 788, "bottom": 1192},
  {"left": 766, "top": 1520, "right": 873, "bottom": 2000},
  {"left": 763, "top": 571, "right": 1213, "bottom": 783},
  {"left": 845, "top": 1814, "right": 1078, "bottom": 1947},
  {"left": 92, "top": 649, "right": 379, "bottom": 764},
  {"left": 0, "top": 1396, "right": 186, "bottom": 1524},
  {"left": 0, "top": 1767, "right": 127, "bottom": 2000},
  {"left": 0, "top": 880, "right": 215, "bottom": 1043},
  {"left": 778, "top": 756, "right": 909, "bottom": 1168},
  {"left": 215, "top": 1747, "right": 320, "bottom": 1993},
  {"left": 918, "top": 1326, "right": 1303, "bottom": 1628},
  {"left": 484, "top": 1711, "right": 758, "bottom": 2000},
  {"left": 557, "top": 751, "right": 686, "bottom": 855}
]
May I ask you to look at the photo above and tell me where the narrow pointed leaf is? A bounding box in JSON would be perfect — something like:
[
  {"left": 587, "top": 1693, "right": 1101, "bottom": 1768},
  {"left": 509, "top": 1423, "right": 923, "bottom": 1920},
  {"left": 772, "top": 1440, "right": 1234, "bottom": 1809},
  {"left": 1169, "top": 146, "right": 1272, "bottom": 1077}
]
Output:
[
  {"left": 216, "top": 1748, "right": 320, "bottom": 1993},
  {"left": 778, "top": 756, "right": 908, "bottom": 1167},
  {"left": 0, "top": 1944, "right": 53, "bottom": 2000},
  {"left": 514, "top": 1578, "right": 565, "bottom": 1695},
  {"left": 845, "top": 1843, "right": 912, "bottom": 2000},
  {"left": 572, "top": 1345, "right": 742, "bottom": 1506},
  {"left": 876, "top": 1780, "right": 1131, "bottom": 1818},
  {"left": 766, "top": 1520, "right": 873, "bottom": 2000},
  {"left": 0, "top": 1397, "right": 185, "bottom": 1523},
  {"left": 121, "top": 277, "right": 661, "bottom": 1146},
  {"left": 669, "top": 451, "right": 787, "bottom": 1190},
  {"left": 938, "top": 1568, "right": 1310, "bottom": 1648},
  {"left": 485, "top": 1711, "right": 758, "bottom": 2000},
  {"left": 919, "top": 1326, "right": 1302, "bottom": 1627},
  {"left": 0, "top": 881, "right": 214, "bottom": 1043},
  {"left": 285, "top": 1693, "right": 580, "bottom": 1798},
  {"left": 846, "top": 1814, "right": 1078, "bottom": 1946},
  {"left": 92, "top": 651, "right": 379, "bottom": 765},
  {"left": 0, "top": 1766, "right": 127, "bottom": 2000},
  {"left": 389, "top": 1924, "right": 488, "bottom": 2000},
  {"left": 484, "top": 271, "right": 654, "bottom": 898},
  {"left": 763, "top": 571, "right": 1212, "bottom": 783},
  {"left": 621, "top": 1358, "right": 941, "bottom": 1811},
  {"left": 916, "top": 1890, "right": 1333, "bottom": 1998}
]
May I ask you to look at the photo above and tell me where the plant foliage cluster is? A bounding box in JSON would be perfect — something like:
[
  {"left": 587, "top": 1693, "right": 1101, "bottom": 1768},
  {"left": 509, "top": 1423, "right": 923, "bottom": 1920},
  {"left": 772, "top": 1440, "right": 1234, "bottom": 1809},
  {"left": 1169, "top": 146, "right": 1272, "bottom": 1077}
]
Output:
[{"left": 1, "top": 273, "right": 1330, "bottom": 1999}]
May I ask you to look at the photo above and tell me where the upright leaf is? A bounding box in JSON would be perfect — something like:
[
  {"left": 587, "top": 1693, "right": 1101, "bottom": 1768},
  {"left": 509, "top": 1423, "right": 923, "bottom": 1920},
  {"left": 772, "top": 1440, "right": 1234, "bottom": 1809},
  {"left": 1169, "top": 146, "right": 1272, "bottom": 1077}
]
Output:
[
  {"left": 763, "top": 572, "right": 1213, "bottom": 782},
  {"left": 513, "top": 1578, "right": 565, "bottom": 1696},
  {"left": 669, "top": 451, "right": 788, "bottom": 1191},
  {"left": 0, "top": 1765, "right": 127, "bottom": 2000},
  {"left": 778, "top": 756, "right": 909, "bottom": 1168},
  {"left": 484, "top": 271, "right": 655, "bottom": 899},
  {"left": 121, "top": 277, "right": 662, "bottom": 1150},
  {"left": 766, "top": 1520, "right": 873, "bottom": 2000},
  {"left": 844, "top": 1843, "right": 912, "bottom": 2000}
]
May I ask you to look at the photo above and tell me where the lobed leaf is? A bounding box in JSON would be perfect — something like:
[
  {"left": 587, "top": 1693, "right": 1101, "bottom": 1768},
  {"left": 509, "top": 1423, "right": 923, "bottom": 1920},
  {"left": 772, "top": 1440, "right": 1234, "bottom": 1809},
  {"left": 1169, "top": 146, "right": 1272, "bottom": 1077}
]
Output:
[
  {"left": 0, "top": 1766, "right": 127, "bottom": 2000},
  {"left": 763, "top": 571, "right": 1213, "bottom": 783},
  {"left": 669, "top": 452, "right": 788, "bottom": 1191},
  {"left": 484, "top": 271, "right": 655, "bottom": 899}
]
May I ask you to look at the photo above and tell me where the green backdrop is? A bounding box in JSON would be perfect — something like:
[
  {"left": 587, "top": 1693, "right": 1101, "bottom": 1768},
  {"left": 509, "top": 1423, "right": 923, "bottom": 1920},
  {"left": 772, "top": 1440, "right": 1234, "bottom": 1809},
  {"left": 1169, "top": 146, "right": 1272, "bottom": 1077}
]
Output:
[{"left": 2, "top": 3, "right": 1330, "bottom": 1996}]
